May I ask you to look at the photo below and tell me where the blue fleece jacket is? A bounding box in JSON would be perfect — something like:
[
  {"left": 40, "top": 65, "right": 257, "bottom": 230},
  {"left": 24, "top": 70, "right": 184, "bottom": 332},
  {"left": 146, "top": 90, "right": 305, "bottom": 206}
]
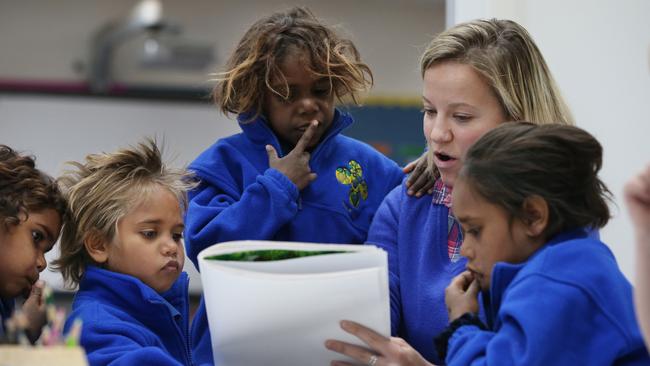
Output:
[
  {"left": 446, "top": 229, "right": 650, "bottom": 366},
  {"left": 185, "top": 109, "right": 404, "bottom": 364},
  {"left": 365, "top": 182, "right": 466, "bottom": 363},
  {"left": 0, "top": 297, "right": 15, "bottom": 340},
  {"left": 64, "top": 266, "right": 199, "bottom": 366}
]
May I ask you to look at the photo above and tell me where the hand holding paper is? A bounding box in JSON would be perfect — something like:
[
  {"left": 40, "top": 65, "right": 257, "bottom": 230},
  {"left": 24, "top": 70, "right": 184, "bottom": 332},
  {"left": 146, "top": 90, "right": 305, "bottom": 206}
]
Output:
[{"left": 198, "top": 241, "right": 390, "bottom": 366}]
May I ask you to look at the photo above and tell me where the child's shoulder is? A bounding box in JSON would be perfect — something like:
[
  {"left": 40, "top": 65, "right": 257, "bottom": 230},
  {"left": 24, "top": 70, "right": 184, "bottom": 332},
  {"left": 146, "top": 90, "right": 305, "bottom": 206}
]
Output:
[
  {"left": 521, "top": 234, "right": 624, "bottom": 288},
  {"left": 334, "top": 135, "right": 400, "bottom": 167},
  {"left": 70, "top": 294, "right": 122, "bottom": 325},
  {"left": 190, "top": 133, "right": 253, "bottom": 170}
]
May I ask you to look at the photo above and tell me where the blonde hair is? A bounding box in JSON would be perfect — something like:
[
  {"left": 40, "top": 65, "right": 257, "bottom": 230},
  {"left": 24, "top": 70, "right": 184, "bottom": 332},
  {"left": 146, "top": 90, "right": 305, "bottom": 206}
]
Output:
[
  {"left": 52, "top": 139, "right": 196, "bottom": 288},
  {"left": 420, "top": 18, "right": 573, "bottom": 126},
  {"left": 214, "top": 6, "right": 372, "bottom": 122}
]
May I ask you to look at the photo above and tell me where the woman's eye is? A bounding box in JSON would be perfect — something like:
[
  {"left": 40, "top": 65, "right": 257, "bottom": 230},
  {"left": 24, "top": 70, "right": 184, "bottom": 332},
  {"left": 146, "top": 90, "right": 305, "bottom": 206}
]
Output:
[
  {"left": 454, "top": 114, "right": 472, "bottom": 122},
  {"left": 421, "top": 108, "right": 437, "bottom": 117},
  {"left": 172, "top": 233, "right": 183, "bottom": 242}
]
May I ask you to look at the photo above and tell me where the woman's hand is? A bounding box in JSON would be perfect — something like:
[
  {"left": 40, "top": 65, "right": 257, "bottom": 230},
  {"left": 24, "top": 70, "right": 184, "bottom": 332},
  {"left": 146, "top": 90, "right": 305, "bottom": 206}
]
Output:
[
  {"left": 267, "top": 120, "right": 318, "bottom": 190},
  {"left": 445, "top": 271, "right": 480, "bottom": 322},
  {"left": 403, "top": 152, "right": 437, "bottom": 197},
  {"left": 325, "top": 320, "right": 436, "bottom": 366}
]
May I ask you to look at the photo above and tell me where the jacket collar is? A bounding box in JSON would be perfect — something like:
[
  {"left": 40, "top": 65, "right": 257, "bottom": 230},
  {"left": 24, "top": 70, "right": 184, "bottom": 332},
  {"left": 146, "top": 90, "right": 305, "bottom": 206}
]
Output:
[
  {"left": 485, "top": 227, "right": 592, "bottom": 326},
  {"left": 79, "top": 266, "right": 188, "bottom": 320},
  {"left": 0, "top": 297, "right": 15, "bottom": 334}
]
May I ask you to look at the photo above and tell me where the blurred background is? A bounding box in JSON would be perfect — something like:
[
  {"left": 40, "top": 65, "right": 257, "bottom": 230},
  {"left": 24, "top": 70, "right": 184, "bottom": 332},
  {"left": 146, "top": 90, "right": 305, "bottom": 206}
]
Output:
[{"left": 0, "top": 0, "right": 648, "bottom": 304}]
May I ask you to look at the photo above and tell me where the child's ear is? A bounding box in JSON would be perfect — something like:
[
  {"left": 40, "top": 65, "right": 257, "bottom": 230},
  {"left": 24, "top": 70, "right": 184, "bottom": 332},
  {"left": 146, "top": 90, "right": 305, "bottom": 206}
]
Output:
[
  {"left": 522, "top": 195, "right": 549, "bottom": 237},
  {"left": 84, "top": 230, "right": 109, "bottom": 264}
]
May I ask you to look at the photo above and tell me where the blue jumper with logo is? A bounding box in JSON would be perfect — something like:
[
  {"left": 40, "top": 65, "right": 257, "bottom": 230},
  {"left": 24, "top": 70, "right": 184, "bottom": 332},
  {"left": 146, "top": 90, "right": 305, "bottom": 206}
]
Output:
[{"left": 184, "top": 109, "right": 404, "bottom": 364}]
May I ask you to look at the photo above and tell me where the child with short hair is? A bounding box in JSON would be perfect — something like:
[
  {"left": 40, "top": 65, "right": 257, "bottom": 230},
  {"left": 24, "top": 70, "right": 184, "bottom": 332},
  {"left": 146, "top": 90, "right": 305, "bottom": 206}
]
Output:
[
  {"left": 438, "top": 122, "right": 649, "bottom": 365},
  {"left": 0, "top": 145, "right": 66, "bottom": 344},
  {"left": 185, "top": 7, "right": 423, "bottom": 362},
  {"left": 53, "top": 140, "right": 201, "bottom": 365}
]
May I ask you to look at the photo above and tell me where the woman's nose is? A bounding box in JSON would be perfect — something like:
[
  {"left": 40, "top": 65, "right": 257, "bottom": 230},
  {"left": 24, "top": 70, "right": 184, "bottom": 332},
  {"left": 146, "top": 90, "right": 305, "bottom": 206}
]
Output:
[{"left": 430, "top": 119, "right": 453, "bottom": 144}]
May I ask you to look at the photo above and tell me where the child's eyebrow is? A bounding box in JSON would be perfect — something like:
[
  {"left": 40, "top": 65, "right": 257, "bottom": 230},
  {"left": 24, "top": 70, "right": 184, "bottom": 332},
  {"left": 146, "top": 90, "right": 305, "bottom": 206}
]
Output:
[{"left": 137, "top": 219, "right": 185, "bottom": 229}]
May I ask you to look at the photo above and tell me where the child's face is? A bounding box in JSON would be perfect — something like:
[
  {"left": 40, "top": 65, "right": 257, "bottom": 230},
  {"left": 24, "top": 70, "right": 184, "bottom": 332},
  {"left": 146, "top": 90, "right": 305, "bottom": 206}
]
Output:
[
  {"left": 104, "top": 186, "right": 185, "bottom": 293},
  {"left": 452, "top": 179, "right": 540, "bottom": 291},
  {"left": 0, "top": 209, "right": 61, "bottom": 299},
  {"left": 423, "top": 62, "right": 506, "bottom": 188},
  {"left": 263, "top": 52, "right": 335, "bottom": 151}
]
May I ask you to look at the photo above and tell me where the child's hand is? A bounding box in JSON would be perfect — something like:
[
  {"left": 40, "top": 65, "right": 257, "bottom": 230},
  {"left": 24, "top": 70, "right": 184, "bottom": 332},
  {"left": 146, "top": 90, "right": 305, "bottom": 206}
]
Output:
[
  {"left": 403, "top": 152, "right": 437, "bottom": 197},
  {"left": 625, "top": 165, "right": 650, "bottom": 236},
  {"left": 22, "top": 280, "right": 48, "bottom": 343},
  {"left": 445, "top": 271, "right": 480, "bottom": 322},
  {"left": 267, "top": 120, "right": 318, "bottom": 190}
]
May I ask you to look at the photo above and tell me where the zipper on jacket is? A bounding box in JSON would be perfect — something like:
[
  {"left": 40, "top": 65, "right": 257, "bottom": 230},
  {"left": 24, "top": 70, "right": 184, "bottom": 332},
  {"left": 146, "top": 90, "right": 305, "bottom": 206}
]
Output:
[
  {"left": 182, "top": 277, "right": 194, "bottom": 366},
  {"left": 298, "top": 196, "right": 303, "bottom": 210}
]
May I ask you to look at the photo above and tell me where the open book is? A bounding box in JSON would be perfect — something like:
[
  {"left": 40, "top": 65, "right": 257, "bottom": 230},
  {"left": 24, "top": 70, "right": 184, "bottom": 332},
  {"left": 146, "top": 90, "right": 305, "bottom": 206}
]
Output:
[{"left": 197, "top": 241, "right": 390, "bottom": 366}]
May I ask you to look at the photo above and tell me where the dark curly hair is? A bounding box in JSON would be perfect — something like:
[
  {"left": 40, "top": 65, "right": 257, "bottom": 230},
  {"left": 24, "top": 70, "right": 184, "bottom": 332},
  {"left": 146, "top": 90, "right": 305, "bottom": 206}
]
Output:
[
  {"left": 214, "top": 6, "right": 372, "bottom": 122},
  {"left": 0, "top": 145, "right": 67, "bottom": 230}
]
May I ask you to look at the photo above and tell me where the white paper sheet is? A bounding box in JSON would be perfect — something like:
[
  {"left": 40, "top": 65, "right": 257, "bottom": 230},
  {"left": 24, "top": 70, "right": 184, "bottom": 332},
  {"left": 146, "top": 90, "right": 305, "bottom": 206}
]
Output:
[{"left": 198, "top": 241, "right": 390, "bottom": 366}]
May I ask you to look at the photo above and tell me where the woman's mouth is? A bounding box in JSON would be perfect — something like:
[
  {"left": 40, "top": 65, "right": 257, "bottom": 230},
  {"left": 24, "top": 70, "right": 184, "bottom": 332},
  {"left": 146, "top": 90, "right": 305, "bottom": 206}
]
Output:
[
  {"left": 433, "top": 152, "right": 457, "bottom": 168},
  {"left": 436, "top": 152, "right": 451, "bottom": 161}
]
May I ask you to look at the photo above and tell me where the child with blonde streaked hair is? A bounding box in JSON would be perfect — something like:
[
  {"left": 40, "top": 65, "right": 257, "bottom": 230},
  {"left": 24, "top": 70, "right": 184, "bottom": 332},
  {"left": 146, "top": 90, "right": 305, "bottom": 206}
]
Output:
[{"left": 53, "top": 139, "right": 206, "bottom": 366}]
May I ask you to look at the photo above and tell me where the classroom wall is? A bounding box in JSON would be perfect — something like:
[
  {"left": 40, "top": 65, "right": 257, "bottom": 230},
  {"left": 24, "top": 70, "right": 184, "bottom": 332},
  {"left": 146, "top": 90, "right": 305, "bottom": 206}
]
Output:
[
  {"left": 449, "top": 0, "right": 650, "bottom": 280},
  {"left": 0, "top": 0, "right": 445, "bottom": 97},
  {"left": 0, "top": 0, "right": 445, "bottom": 293}
]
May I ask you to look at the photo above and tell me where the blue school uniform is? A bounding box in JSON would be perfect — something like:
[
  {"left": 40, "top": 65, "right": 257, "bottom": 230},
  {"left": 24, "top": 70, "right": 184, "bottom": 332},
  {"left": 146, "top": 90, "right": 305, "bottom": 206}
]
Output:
[
  {"left": 446, "top": 228, "right": 650, "bottom": 365},
  {"left": 64, "top": 266, "right": 199, "bottom": 366},
  {"left": 365, "top": 181, "right": 466, "bottom": 363},
  {"left": 184, "top": 109, "right": 404, "bottom": 364},
  {"left": 0, "top": 297, "right": 15, "bottom": 340}
]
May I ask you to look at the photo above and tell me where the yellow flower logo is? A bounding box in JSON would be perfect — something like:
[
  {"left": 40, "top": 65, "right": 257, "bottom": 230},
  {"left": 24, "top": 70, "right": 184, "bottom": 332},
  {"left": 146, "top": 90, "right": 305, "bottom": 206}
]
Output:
[{"left": 335, "top": 160, "right": 368, "bottom": 208}]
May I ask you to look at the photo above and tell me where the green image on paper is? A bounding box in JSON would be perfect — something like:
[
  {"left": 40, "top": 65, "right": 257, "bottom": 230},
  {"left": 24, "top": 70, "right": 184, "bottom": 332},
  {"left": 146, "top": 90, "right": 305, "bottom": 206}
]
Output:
[{"left": 205, "top": 249, "right": 349, "bottom": 262}]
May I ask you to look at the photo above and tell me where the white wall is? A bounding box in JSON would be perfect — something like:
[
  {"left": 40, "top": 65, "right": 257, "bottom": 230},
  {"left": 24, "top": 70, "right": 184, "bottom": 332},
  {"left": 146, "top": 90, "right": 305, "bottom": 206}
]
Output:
[
  {"left": 448, "top": 0, "right": 650, "bottom": 280},
  {"left": 0, "top": 1, "right": 446, "bottom": 294},
  {"left": 0, "top": 0, "right": 445, "bottom": 97},
  {"left": 0, "top": 95, "right": 241, "bottom": 293}
]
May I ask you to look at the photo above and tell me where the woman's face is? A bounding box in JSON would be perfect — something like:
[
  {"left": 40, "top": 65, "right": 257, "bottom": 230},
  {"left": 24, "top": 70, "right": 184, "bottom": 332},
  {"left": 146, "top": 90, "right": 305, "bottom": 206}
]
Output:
[{"left": 422, "top": 62, "right": 507, "bottom": 188}]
